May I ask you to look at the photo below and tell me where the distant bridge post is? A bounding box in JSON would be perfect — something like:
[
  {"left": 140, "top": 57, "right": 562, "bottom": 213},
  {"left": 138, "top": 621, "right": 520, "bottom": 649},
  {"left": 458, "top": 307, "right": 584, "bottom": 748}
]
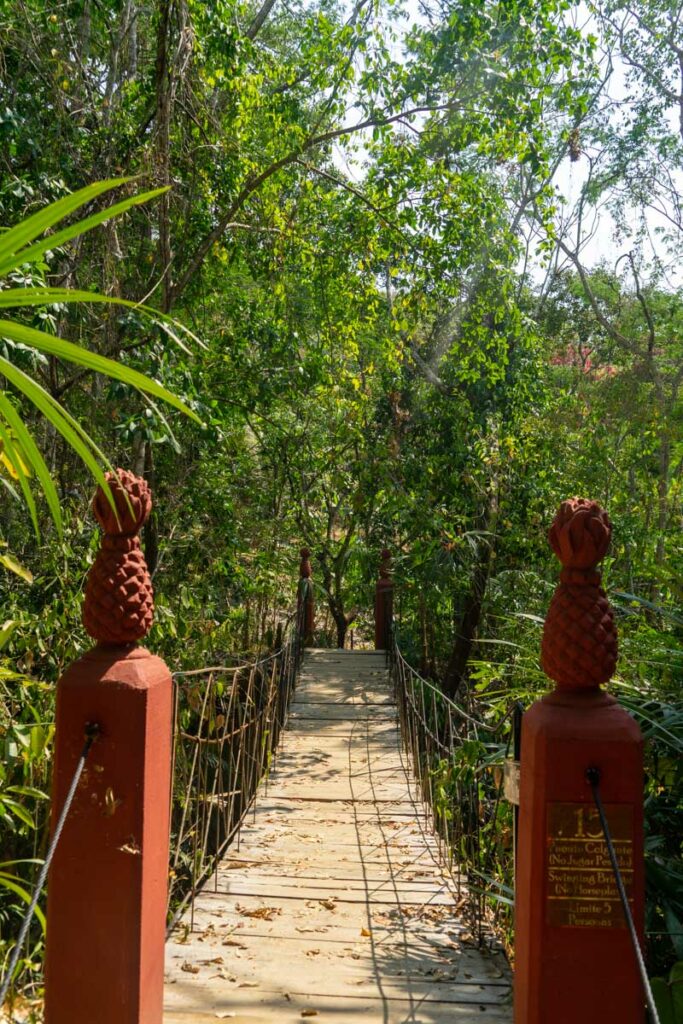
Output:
[
  {"left": 44, "top": 470, "right": 172, "bottom": 1024},
  {"left": 298, "top": 547, "right": 315, "bottom": 647},
  {"left": 514, "top": 499, "right": 645, "bottom": 1023},
  {"left": 374, "top": 548, "right": 393, "bottom": 650}
]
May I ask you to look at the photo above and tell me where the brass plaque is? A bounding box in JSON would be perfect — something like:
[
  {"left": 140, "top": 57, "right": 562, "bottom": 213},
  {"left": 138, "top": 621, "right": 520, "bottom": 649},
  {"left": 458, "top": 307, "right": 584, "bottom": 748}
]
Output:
[{"left": 546, "top": 802, "right": 633, "bottom": 929}]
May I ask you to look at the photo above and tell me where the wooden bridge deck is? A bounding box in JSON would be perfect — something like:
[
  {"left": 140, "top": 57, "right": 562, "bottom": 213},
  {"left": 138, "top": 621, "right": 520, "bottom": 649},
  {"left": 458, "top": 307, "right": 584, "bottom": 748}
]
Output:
[{"left": 164, "top": 649, "right": 512, "bottom": 1023}]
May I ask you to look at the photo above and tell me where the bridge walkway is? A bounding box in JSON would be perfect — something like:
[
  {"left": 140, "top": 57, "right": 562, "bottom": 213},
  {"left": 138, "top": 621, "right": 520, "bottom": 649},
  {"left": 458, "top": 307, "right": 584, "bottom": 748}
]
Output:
[{"left": 164, "top": 649, "right": 512, "bottom": 1022}]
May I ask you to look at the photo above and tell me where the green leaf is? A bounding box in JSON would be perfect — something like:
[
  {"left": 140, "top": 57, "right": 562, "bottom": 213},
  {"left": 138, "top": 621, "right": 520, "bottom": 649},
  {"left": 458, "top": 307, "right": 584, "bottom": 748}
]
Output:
[
  {"left": 0, "top": 288, "right": 205, "bottom": 357},
  {"left": 0, "top": 391, "right": 62, "bottom": 536},
  {"left": 0, "top": 872, "right": 46, "bottom": 931},
  {"left": 0, "top": 178, "right": 130, "bottom": 268},
  {"left": 1, "top": 797, "right": 36, "bottom": 830},
  {"left": 0, "top": 186, "right": 169, "bottom": 279},
  {"left": 0, "top": 619, "right": 18, "bottom": 649},
  {"left": 650, "top": 977, "right": 675, "bottom": 1024},
  {"left": 0, "top": 320, "right": 200, "bottom": 422},
  {"left": 0, "top": 417, "right": 39, "bottom": 538},
  {"left": 0, "top": 355, "right": 115, "bottom": 507},
  {"left": 671, "top": 962, "right": 683, "bottom": 1021},
  {"left": 6, "top": 785, "right": 48, "bottom": 800},
  {"left": 0, "top": 553, "right": 33, "bottom": 583},
  {"left": 0, "top": 474, "right": 20, "bottom": 502}
]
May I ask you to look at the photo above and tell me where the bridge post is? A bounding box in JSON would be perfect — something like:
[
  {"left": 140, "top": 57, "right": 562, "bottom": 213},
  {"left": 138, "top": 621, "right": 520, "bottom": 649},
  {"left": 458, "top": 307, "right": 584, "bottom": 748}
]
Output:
[
  {"left": 514, "top": 499, "right": 645, "bottom": 1024},
  {"left": 44, "top": 470, "right": 172, "bottom": 1024},
  {"left": 374, "top": 548, "right": 393, "bottom": 650},
  {"left": 298, "top": 547, "right": 315, "bottom": 647}
]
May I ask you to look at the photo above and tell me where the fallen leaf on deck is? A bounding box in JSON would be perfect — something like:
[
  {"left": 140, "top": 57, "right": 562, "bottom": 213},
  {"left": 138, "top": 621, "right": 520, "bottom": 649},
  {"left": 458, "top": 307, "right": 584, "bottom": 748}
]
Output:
[
  {"left": 360, "top": 927, "right": 371, "bottom": 937},
  {"left": 181, "top": 961, "right": 200, "bottom": 974},
  {"left": 222, "top": 938, "right": 248, "bottom": 948},
  {"left": 236, "top": 904, "right": 281, "bottom": 921},
  {"left": 319, "top": 899, "right": 336, "bottom": 910},
  {"left": 301, "top": 1011, "right": 319, "bottom": 1018}
]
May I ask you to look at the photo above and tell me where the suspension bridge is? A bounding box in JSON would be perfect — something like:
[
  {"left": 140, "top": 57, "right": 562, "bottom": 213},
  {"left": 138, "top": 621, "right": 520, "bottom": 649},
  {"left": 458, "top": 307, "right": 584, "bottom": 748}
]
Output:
[
  {"left": 164, "top": 648, "right": 511, "bottom": 1022},
  {"left": 2, "top": 476, "right": 652, "bottom": 1024}
]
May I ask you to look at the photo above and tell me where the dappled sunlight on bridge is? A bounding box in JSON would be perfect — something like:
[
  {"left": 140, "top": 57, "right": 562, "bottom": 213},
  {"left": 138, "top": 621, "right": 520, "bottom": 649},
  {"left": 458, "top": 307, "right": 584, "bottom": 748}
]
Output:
[{"left": 164, "top": 650, "right": 511, "bottom": 1023}]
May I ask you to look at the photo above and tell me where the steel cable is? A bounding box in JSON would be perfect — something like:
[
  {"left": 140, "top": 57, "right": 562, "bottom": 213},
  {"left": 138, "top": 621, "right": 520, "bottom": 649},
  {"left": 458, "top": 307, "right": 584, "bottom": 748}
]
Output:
[
  {"left": 586, "top": 766, "right": 660, "bottom": 1024},
  {"left": 0, "top": 723, "right": 99, "bottom": 1009}
]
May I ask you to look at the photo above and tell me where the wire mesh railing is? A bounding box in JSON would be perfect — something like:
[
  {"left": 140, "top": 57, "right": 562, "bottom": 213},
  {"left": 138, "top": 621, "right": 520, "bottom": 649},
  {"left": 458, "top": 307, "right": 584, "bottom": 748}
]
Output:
[
  {"left": 167, "top": 607, "right": 304, "bottom": 930},
  {"left": 0, "top": 610, "right": 305, "bottom": 1012},
  {"left": 389, "top": 631, "right": 518, "bottom": 945}
]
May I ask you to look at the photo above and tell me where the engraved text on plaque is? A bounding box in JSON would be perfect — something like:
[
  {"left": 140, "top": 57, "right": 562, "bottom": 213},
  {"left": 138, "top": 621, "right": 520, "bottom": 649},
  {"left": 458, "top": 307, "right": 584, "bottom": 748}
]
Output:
[{"left": 546, "top": 802, "right": 633, "bottom": 928}]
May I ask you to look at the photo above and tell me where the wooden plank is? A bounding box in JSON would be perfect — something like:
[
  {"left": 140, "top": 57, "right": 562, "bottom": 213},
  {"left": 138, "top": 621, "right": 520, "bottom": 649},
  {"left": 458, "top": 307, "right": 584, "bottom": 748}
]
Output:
[{"left": 165, "top": 649, "right": 512, "bottom": 1023}]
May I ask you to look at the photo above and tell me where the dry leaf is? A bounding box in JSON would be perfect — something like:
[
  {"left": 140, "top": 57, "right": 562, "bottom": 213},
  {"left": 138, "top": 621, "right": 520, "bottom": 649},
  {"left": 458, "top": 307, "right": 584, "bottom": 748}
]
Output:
[
  {"left": 222, "top": 938, "right": 247, "bottom": 948},
  {"left": 181, "top": 961, "right": 200, "bottom": 974},
  {"left": 319, "top": 899, "right": 336, "bottom": 911},
  {"left": 360, "top": 927, "right": 371, "bottom": 937},
  {"left": 301, "top": 1012, "right": 319, "bottom": 1018},
  {"left": 236, "top": 904, "right": 281, "bottom": 921}
]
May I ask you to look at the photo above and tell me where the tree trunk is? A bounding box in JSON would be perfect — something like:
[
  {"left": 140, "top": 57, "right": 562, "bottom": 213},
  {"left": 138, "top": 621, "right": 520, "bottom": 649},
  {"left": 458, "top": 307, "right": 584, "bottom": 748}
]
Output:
[
  {"left": 419, "top": 593, "right": 428, "bottom": 675},
  {"left": 154, "top": 0, "right": 173, "bottom": 312},
  {"left": 442, "top": 488, "right": 499, "bottom": 700},
  {"left": 335, "top": 615, "right": 347, "bottom": 649},
  {"left": 242, "top": 598, "right": 251, "bottom": 651},
  {"left": 142, "top": 443, "right": 159, "bottom": 576},
  {"left": 649, "top": 429, "right": 671, "bottom": 610}
]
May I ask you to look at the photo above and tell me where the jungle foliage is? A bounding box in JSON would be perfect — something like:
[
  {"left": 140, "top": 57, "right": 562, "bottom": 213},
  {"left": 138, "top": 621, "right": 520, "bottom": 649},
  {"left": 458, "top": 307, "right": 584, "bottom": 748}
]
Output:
[{"left": 0, "top": 0, "right": 681, "bottom": 1012}]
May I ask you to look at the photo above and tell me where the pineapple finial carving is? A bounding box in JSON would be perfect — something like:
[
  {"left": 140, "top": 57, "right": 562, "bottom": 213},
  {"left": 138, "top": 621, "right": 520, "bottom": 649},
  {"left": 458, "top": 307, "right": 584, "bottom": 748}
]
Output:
[
  {"left": 83, "top": 469, "right": 154, "bottom": 645},
  {"left": 541, "top": 498, "right": 618, "bottom": 690},
  {"left": 299, "top": 548, "right": 312, "bottom": 579}
]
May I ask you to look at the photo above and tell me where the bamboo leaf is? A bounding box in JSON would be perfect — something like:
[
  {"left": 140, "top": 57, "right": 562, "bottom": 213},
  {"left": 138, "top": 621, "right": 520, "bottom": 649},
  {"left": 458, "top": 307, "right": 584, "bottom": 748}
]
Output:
[
  {"left": 0, "top": 356, "right": 116, "bottom": 509},
  {"left": 0, "top": 289, "right": 200, "bottom": 356},
  {"left": 0, "top": 178, "right": 130, "bottom": 267},
  {"left": 0, "top": 320, "right": 200, "bottom": 422},
  {"left": 0, "top": 392, "right": 62, "bottom": 536},
  {"left": 0, "top": 419, "right": 39, "bottom": 538},
  {"left": 0, "top": 186, "right": 169, "bottom": 278}
]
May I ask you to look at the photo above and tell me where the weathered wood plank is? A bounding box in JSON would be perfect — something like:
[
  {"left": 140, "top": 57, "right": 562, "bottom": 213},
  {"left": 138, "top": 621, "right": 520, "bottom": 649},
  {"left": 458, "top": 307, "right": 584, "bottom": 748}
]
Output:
[{"left": 165, "top": 649, "right": 512, "bottom": 1023}]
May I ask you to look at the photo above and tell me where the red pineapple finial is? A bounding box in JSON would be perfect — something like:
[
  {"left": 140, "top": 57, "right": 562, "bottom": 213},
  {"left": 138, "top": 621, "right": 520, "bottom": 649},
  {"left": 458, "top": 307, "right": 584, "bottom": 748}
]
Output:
[
  {"left": 541, "top": 498, "right": 618, "bottom": 690},
  {"left": 379, "top": 548, "right": 392, "bottom": 580},
  {"left": 299, "top": 548, "right": 312, "bottom": 579},
  {"left": 83, "top": 469, "right": 155, "bottom": 645}
]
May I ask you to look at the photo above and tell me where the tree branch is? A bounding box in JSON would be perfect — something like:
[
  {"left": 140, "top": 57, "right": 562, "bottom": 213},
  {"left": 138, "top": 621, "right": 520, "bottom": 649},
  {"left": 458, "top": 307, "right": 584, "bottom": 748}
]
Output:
[{"left": 169, "top": 102, "right": 456, "bottom": 305}]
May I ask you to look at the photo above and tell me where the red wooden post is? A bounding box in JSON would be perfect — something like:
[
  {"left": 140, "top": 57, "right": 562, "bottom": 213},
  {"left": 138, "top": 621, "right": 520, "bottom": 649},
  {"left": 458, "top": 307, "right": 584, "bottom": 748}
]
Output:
[
  {"left": 298, "top": 547, "right": 315, "bottom": 647},
  {"left": 374, "top": 548, "right": 394, "bottom": 650},
  {"left": 44, "top": 470, "right": 172, "bottom": 1024},
  {"left": 515, "top": 498, "right": 645, "bottom": 1024}
]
